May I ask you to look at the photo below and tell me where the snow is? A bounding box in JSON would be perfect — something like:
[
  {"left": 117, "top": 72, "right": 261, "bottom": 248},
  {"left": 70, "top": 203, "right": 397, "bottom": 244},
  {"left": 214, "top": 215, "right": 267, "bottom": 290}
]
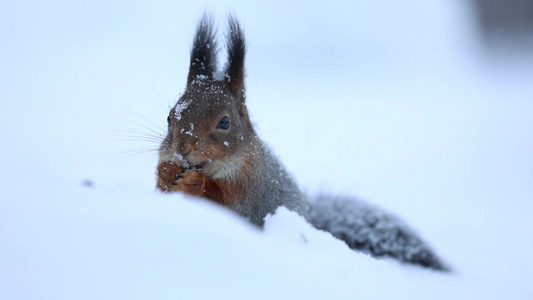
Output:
[
  {"left": 174, "top": 100, "right": 190, "bottom": 121},
  {"left": 1, "top": 0, "right": 533, "bottom": 299}
]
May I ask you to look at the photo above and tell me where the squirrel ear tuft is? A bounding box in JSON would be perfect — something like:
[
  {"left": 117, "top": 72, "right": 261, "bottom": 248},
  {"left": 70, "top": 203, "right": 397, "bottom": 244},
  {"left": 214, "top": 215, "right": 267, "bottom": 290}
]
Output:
[
  {"left": 187, "top": 14, "right": 219, "bottom": 85},
  {"left": 224, "top": 16, "right": 246, "bottom": 95}
]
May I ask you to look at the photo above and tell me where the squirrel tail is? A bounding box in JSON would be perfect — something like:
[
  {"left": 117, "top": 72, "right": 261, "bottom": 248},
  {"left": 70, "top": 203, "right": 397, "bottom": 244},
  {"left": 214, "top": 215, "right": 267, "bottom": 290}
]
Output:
[{"left": 305, "top": 194, "right": 451, "bottom": 272}]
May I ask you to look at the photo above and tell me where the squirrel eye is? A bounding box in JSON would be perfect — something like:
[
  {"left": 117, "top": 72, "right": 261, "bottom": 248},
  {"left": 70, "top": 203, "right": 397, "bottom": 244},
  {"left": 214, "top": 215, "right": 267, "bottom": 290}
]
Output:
[
  {"left": 216, "top": 116, "right": 230, "bottom": 130},
  {"left": 167, "top": 115, "right": 171, "bottom": 127}
]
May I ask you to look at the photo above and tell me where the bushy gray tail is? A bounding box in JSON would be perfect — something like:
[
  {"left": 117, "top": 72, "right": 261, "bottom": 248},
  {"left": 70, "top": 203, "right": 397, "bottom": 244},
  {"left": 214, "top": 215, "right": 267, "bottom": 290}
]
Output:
[{"left": 306, "top": 194, "right": 450, "bottom": 271}]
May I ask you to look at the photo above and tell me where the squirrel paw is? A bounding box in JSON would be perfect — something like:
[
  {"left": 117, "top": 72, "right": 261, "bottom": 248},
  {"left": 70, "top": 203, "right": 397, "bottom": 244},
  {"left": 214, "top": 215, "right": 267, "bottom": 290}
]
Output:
[
  {"left": 156, "top": 161, "right": 181, "bottom": 192},
  {"left": 170, "top": 171, "right": 207, "bottom": 196}
]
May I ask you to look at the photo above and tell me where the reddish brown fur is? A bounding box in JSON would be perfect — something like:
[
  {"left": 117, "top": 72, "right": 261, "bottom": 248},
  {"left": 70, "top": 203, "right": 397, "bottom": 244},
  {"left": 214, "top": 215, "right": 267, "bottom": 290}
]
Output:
[
  {"left": 156, "top": 161, "right": 243, "bottom": 208},
  {"left": 202, "top": 150, "right": 259, "bottom": 207},
  {"left": 156, "top": 150, "right": 258, "bottom": 208},
  {"left": 156, "top": 161, "right": 181, "bottom": 192},
  {"left": 228, "top": 76, "right": 243, "bottom": 95},
  {"left": 204, "top": 178, "right": 243, "bottom": 207}
]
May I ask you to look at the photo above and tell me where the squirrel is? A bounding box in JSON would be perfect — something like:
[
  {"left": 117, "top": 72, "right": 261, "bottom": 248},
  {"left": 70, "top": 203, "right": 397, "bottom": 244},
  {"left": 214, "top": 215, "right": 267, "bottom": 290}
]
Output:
[{"left": 156, "top": 15, "right": 450, "bottom": 272}]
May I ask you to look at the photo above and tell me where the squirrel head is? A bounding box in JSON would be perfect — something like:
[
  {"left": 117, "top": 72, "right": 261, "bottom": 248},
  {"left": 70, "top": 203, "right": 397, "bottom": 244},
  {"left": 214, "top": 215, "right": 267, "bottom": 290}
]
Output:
[{"left": 159, "top": 15, "right": 256, "bottom": 180}]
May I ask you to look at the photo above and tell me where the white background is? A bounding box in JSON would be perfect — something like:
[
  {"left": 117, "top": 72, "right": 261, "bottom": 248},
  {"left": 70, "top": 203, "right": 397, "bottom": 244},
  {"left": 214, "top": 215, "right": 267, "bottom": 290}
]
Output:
[{"left": 1, "top": 1, "right": 532, "bottom": 299}]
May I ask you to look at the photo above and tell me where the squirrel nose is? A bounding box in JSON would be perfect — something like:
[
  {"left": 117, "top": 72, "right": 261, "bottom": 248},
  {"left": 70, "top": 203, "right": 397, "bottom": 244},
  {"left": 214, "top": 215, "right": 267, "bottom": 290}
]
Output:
[
  {"left": 173, "top": 141, "right": 193, "bottom": 156},
  {"left": 181, "top": 144, "right": 192, "bottom": 155}
]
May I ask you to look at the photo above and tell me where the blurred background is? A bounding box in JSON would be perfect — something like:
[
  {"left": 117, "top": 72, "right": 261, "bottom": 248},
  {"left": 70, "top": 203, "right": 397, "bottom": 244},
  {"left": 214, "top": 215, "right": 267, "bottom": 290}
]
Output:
[
  {"left": 471, "top": 0, "right": 533, "bottom": 52},
  {"left": 1, "top": 0, "right": 531, "bottom": 184},
  {"left": 1, "top": 1, "right": 532, "bottom": 295}
]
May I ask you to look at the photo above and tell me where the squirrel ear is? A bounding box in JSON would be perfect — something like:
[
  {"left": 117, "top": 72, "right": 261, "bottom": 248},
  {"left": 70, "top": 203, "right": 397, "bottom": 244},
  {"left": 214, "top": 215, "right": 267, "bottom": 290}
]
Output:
[
  {"left": 224, "top": 16, "right": 246, "bottom": 95},
  {"left": 187, "top": 15, "right": 218, "bottom": 85}
]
